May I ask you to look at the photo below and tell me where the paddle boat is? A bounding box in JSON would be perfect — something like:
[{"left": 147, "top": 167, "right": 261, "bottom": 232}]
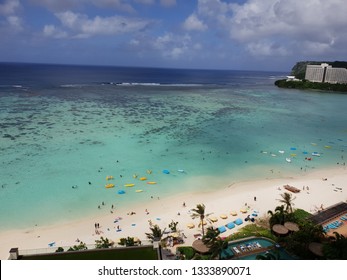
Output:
[
  {"left": 162, "top": 169, "right": 170, "bottom": 174},
  {"left": 105, "top": 183, "right": 115, "bottom": 188},
  {"left": 106, "top": 176, "right": 114, "bottom": 180},
  {"left": 139, "top": 177, "right": 147, "bottom": 181},
  {"left": 312, "top": 152, "right": 321, "bottom": 157},
  {"left": 147, "top": 181, "right": 157, "bottom": 185},
  {"left": 286, "top": 158, "right": 292, "bottom": 163},
  {"left": 135, "top": 190, "right": 143, "bottom": 193},
  {"left": 124, "top": 183, "right": 135, "bottom": 187}
]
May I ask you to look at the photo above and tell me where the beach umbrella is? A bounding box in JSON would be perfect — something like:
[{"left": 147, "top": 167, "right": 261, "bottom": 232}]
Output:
[
  {"left": 187, "top": 223, "right": 195, "bottom": 229},
  {"left": 308, "top": 242, "right": 324, "bottom": 257},
  {"left": 284, "top": 222, "right": 300, "bottom": 232},
  {"left": 220, "top": 214, "right": 228, "bottom": 219},
  {"left": 240, "top": 208, "right": 248, "bottom": 213},
  {"left": 192, "top": 239, "right": 210, "bottom": 254},
  {"left": 209, "top": 217, "right": 218, "bottom": 223},
  {"left": 234, "top": 218, "right": 243, "bottom": 225},
  {"left": 230, "top": 211, "right": 237, "bottom": 216},
  {"left": 272, "top": 224, "right": 289, "bottom": 235}
]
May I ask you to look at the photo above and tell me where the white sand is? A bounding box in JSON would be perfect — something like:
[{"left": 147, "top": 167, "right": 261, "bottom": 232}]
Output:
[{"left": 1, "top": 166, "right": 346, "bottom": 259}]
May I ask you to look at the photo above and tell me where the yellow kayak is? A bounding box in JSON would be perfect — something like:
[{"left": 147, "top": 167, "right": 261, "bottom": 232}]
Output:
[
  {"left": 105, "top": 183, "right": 115, "bottom": 188},
  {"left": 125, "top": 183, "right": 135, "bottom": 187},
  {"left": 147, "top": 181, "right": 157, "bottom": 185},
  {"left": 135, "top": 190, "right": 143, "bottom": 193},
  {"left": 139, "top": 177, "right": 147, "bottom": 181}
]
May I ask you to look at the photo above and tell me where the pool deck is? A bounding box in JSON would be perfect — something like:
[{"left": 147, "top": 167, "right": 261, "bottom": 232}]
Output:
[{"left": 227, "top": 236, "right": 276, "bottom": 259}]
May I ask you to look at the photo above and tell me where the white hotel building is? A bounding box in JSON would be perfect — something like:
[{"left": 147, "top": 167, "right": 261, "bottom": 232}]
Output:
[{"left": 305, "top": 63, "right": 347, "bottom": 84}]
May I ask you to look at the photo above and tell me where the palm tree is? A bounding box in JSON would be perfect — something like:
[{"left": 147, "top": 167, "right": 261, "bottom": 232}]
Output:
[
  {"left": 323, "top": 232, "right": 347, "bottom": 259},
  {"left": 268, "top": 205, "right": 287, "bottom": 227},
  {"left": 190, "top": 203, "right": 211, "bottom": 236},
  {"left": 209, "top": 238, "right": 228, "bottom": 259},
  {"left": 146, "top": 224, "right": 165, "bottom": 242},
  {"left": 202, "top": 226, "right": 220, "bottom": 245},
  {"left": 278, "top": 192, "right": 296, "bottom": 213}
]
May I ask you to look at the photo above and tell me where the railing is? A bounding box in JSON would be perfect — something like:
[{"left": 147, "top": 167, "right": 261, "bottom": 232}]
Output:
[{"left": 18, "top": 239, "right": 153, "bottom": 256}]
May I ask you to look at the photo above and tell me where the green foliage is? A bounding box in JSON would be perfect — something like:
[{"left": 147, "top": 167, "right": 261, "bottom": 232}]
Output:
[
  {"left": 146, "top": 224, "right": 165, "bottom": 241},
  {"left": 67, "top": 242, "right": 88, "bottom": 251},
  {"left": 118, "top": 237, "right": 135, "bottom": 247},
  {"left": 278, "top": 192, "right": 296, "bottom": 213},
  {"left": 283, "top": 221, "right": 324, "bottom": 259},
  {"left": 323, "top": 232, "right": 347, "bottom": 260},
  {"left": 275, "top": 79, "right": 347, "bottom": 92},
  {"left": 168, "top": 220, "right": 178, "bottom": 232},
  {"left": 202, "top": 226, "right": 220, "bottom": 245},
  {"left": 55, "top": 247, "right": 64, "bottom": 253},
  {"left": 95, "top": 236, "right": 113, "bottom": 249},
  {"left": 177, "top": 246, "right": 196, "bottom": 260},
  {"left": 226, "top": 224, "right": 276, "bottom": 241},
  {"left": 292, "top": 208, "right": 311, "bottom": 221}
]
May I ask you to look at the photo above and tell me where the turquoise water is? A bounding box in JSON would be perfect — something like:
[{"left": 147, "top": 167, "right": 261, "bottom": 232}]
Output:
[
  {"left": 222, "top": 237, "right": 297, "bottom": 260},
  {"left": 1, "top": 65, "right": 347, "bottom": 231}
]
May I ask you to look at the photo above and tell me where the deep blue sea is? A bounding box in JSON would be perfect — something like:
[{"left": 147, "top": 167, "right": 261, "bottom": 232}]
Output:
[{"left": 1, "top": 63, "right": 346, "bottom": 230}]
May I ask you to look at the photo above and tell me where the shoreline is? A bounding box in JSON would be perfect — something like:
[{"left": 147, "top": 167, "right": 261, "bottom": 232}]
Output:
[{"left": 1, "top": 165, "right": 346, "bottom": 259}]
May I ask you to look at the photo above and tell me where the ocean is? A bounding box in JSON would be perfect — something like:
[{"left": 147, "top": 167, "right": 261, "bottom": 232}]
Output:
[{"left": 0, "top": 63, "right": 346, "bottom": 230}]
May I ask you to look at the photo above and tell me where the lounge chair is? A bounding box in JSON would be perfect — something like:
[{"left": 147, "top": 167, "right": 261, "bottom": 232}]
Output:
[
  {"left": 226, "top": 222, "right": 235, "bottom": 229},
  {"left": 218, "top": 226, "right": 227, "bottom": 233},
  {"left": 233, "top": 247, "right": 241, "bottom": 254},
  {"left": 240, "top": 245, "right": 247, "bottom": 252}
]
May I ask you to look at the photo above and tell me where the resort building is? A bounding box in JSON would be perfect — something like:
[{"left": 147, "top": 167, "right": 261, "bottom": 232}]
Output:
[{"left": 305, "top": 63, "right": 347, "bottom": 84}]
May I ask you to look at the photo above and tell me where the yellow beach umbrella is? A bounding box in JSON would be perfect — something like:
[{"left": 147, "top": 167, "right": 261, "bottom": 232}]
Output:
[
  {"left": 220, "top": 214, "right": 228, "bottom": 219},
  {"left": 210, "top": 217, "right": 218, "bottom": 223},
  {"left": 230, "top": 211, "right": 237, "bottom": 216},
  {"left": 187, "top": 223, "right": 195, "bottom": 229}
]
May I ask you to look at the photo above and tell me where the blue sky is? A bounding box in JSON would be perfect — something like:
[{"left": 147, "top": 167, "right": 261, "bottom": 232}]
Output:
[{"left": 1, "top": 0, "right": 347, "bottom": 71}]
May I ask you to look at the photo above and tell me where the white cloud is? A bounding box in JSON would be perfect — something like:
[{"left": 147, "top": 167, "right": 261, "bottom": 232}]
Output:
[
  {"left": 30, "top": 0, "right": 135, "bottom": 13},
  {"left": 153, "top": 33, "right": 192, "bottom": 59},
  {"left": 7, "top": 15, "right": 23, "bottom": 30},
  {"left": 183, "top": 14, "right": 207, "bottom": 31},
  {"left": 54, "top": 11, "right": 152, "bottom": 38},
  {"left": 43, "top": 24, "right": 68, "bottom": 38},
  {"left": 0, "top": 0, "right": 21, "bottom": 15},
  {"left": 194, "top": 0, "right": 347, "bottom": 57}
]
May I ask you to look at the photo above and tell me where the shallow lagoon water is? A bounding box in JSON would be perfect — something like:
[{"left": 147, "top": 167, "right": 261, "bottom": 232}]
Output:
[{"left": 0, "top": 64, "right": 346, "bottom": 230}]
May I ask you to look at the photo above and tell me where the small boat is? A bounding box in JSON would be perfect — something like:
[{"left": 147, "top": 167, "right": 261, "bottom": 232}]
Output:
[
  {"left": 278, "top": 150, "right": 285, "bottom": 154},
  {"left": 147, "top": 181, "right": 157, "bottom": 185},
  {"left": 124, "top": 183, "right": 135, "bottom": 187},
  {"left": 146, "top": 170, "right": 152, "bottom": 174},
  {"left": 139, "top": 177, "right": 147, "bottom": 181},
  {"left": 312, "top": 152, "right": 321, "bottom": 157},
  {"left": 177, "top": 169, "right": 185, "bottom": 173},
  {"left": 135, "top": 190, "right": 143, "bottom": 193},
  {"left": 286, "top": 158, "right": 292, "bottom": 163},
  {"left": 162, "top": 169, "right": 170, "bottom": 174},
  {"left": 106, "top": 176, "right": 114, "bottom": 180},
  {"left": 105, "top": 183, "right": 115, "bottom": 188}
]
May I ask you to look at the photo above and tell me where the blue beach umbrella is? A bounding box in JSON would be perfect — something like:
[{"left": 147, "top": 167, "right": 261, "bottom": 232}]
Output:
[{"left": 234, "top": 218, "right": 243, "bottom": 225}]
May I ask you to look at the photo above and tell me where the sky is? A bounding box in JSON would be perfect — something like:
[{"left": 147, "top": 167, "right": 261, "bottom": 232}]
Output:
[{"left": 1, "top": 0, "right": 347, "bottom": 71}]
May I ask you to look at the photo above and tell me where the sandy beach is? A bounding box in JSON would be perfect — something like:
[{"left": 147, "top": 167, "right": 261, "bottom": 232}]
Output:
[{"left": 1, "top": 166, "right": 346, "bottom": 259}]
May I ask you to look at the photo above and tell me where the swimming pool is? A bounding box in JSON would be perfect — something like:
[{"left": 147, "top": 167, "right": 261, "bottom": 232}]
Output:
[{"left": 220, "top": 237, "right": 297, "bottom": 260}]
